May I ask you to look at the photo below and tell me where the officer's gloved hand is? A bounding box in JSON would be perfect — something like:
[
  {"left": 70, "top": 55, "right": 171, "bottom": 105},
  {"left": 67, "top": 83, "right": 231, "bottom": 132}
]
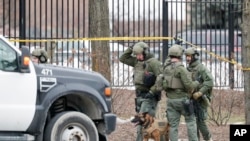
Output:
[
  {"left": 144, "top": 91, "right": 155, "bottom": 99},
  {"left": 129, "top": 44, "right": 134, "bottom": 50},
  {"left": 193, "top": 91, "right": 202, "bottom": 100}
]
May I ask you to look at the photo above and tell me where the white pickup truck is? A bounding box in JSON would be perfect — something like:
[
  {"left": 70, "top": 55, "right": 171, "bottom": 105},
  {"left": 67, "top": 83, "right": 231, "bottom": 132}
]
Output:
[{"left": 0, "top": 36, "right": 116, "bottom": 141}]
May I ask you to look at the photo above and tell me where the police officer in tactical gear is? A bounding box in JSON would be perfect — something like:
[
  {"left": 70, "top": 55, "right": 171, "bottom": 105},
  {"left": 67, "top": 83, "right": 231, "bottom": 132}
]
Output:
[
  {"left": 185, "top": 47, "right": 214, "bottom": 141},
  {"left": 31, "top": 48, "right": 48, "bottom": 64},
  {"left": 119, "top": 42, "right": 162, "bottom": 141},
  {"left": 160, "top": 44, "right": 199, "bottom": 141}
]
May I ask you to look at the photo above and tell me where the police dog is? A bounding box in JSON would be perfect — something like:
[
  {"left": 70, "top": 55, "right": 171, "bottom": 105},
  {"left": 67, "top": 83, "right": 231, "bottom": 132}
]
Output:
[{"left": 131, "top": 112, "right": 170, "bottom": 141}]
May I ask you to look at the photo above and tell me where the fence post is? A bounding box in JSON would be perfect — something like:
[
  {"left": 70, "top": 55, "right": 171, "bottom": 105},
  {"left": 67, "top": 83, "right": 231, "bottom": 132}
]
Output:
[
  {"left": 19, "top": 0, "right": 26, "bottom": 48},
  {"left": 228, "top": 2, "right": 235, "bottom": 89},
  {"left": 162, "top": 0, "right": 168, "bottom": 64}
]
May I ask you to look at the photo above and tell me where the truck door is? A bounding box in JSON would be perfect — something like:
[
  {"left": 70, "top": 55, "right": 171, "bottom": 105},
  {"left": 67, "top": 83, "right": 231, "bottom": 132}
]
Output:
[{"left": 0, "top": 38, "right": 37, "bottom": 131}]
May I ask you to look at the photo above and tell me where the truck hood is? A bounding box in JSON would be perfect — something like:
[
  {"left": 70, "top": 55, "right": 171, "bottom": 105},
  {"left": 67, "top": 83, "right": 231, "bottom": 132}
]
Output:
[{"left": 33, "top": 64, "right": 110, "bottom": 87}]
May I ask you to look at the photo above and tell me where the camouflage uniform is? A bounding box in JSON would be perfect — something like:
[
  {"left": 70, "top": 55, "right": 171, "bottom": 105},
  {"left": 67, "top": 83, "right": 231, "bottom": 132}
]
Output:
[
  {"left": 161, "top": 44, "right": 199, "bottom": 141},
  {"left": 185, "top": 47, "right": 214, "bottom": 141},
  {"left": 119, "top": 42, "right": 162, "bottom": 141}
]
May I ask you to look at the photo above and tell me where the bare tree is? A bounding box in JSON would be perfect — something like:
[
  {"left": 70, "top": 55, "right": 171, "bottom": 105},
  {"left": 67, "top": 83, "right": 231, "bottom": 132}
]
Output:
[
  {"left": 89, "top": 0, "right": 111, "bottom": 81},
  {"left": 0, "top": 0, "right": 19, "bottom": 27},
  {"left": 109, "top": 0, "right": 163, "bottom": 47},
  {"left": 242, "top": 0, "right": 250, "bottom": 124},
  {"left": 0, "top": 0, "right": 19, "bottom": 36},
  {"left": 208, "top": 89, "right": 240, "bottom": 126}
]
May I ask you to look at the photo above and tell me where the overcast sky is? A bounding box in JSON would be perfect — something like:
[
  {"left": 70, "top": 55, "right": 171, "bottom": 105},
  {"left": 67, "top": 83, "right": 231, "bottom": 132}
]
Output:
[{"left": 109, "top": 0, "right": 186, "bottom": 20}]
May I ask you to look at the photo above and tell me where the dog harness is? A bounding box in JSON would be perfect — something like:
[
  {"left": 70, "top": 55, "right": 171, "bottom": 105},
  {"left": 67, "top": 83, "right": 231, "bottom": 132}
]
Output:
[{"left": 143, "top": 119, "right": 168, "bottom": 136}]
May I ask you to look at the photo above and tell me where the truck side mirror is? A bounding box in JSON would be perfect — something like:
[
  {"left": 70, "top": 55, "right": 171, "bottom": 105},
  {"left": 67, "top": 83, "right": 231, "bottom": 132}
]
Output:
[{"left": 20, "top": 47, "right": 30, "bottom": 73}]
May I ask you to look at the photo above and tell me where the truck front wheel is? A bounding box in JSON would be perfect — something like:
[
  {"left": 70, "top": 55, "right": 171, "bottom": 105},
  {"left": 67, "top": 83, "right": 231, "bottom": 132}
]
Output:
[{"left": 44, "top": 111, "right": 99, "bottom": 141}]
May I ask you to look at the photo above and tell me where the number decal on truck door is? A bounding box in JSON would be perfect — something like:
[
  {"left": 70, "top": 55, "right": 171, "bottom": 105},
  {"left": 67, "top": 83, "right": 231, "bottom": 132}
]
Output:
[{"left": 41, "top": 69, "right": 53, "bottom": 76}]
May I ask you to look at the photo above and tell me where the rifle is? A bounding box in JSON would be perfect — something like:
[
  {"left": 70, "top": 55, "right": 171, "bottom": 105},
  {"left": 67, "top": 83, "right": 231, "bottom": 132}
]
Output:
[
  {"left": 192, "top": 74, "right": 212, "bottom": 121},
  {"left": 201, "top": 94, "right": 211, "bottom": 107}
]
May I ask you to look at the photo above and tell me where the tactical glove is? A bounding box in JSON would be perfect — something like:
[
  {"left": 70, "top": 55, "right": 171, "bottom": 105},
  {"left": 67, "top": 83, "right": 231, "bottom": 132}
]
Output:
[
  {"left": 129, "top": 44, "right": 134, "bottom": 50},
  {"left": 174, "top": 36, "right": 183, "bottom": 45},
  {"left": 193, "top": 91, "right": 202, "bottom": 100},
  {"left": 144, "top": 92, "right": 155, "bottom": 99}
]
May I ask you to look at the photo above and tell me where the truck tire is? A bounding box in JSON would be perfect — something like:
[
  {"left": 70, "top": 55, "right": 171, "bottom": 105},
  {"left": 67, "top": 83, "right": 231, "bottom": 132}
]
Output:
[{"left": 44, "top": 111, "right": 99, "bottom": 141}]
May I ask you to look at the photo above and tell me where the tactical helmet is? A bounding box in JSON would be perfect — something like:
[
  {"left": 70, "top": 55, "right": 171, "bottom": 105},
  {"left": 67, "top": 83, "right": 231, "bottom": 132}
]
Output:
[
  {"left": 31, "top": 48, "right": 48, "bottom": 63},
  {"left": 185, "top": 47, "right": 199, "bottom": 56},
  {"left": 31, "top": 49, "right": 42, "bottom": 57},
  {"left": 132, "top": 42, "right": 149, "bottom": 55},
  {"left": 168, "top": 44, "right": 184, "bottom": 57}
]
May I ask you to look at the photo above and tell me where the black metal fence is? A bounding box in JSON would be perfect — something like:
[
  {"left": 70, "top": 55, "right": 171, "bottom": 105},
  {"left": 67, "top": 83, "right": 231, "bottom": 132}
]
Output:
[{"left": 0, "top": 0, "right": 243, "bottom": 88}]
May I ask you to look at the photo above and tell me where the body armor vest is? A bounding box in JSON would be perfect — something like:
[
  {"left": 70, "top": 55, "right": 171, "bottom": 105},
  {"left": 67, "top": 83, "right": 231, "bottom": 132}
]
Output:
[
  {"left": 133, "top": 58, "right": 154, "bottom": 85},
  {"left": 162, "top": 62, "right": 184, "bottom": 89}
]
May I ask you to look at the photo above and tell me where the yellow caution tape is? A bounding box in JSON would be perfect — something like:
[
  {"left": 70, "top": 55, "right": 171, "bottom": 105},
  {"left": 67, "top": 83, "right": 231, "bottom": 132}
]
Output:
[
  {"left": 9, "top": 36, "right": 174, "bottom": 42},
  {"left": 9, "top": 36, "right": 250, "bottom": 71},
  {"left": 176, "top": 37, "right": 249, "bottom": 71}
]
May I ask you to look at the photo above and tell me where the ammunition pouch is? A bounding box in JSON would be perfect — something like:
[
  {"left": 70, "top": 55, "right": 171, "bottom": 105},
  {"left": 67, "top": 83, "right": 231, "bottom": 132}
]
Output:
[
  {"left": 182, "top": 99, "right": 194, "bottom": 116},
  {"left": 144, "top": 72, "right": 156, "bottom": 87}
]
